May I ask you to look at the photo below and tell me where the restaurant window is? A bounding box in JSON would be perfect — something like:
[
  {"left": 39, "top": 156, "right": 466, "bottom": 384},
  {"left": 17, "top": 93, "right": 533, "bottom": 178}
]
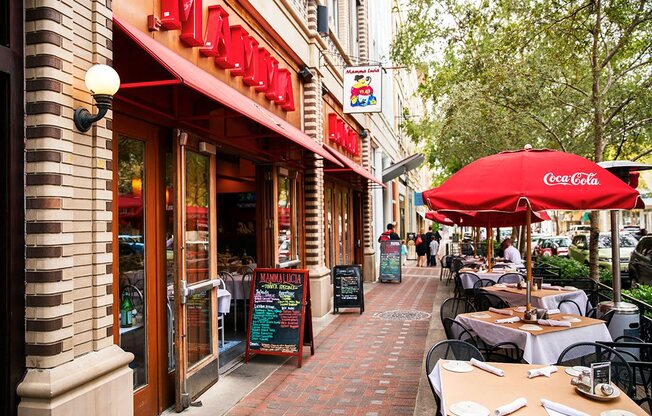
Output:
[
  {"left": 117, "top": 136, "right": 148, "bottom": 389},
  {"left": 349, "top": 0, "right": 359, "bottom": 58},
  {"left": 277, "top": 169, "right": 301, "bottom": 265},
  {"left": 329, "top": 0, "right": 339, "bottom": 33}
]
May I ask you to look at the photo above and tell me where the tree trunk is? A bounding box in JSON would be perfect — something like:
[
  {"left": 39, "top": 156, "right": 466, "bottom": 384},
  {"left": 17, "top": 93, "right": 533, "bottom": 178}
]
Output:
[
  {"left": 589, "top": 0, "right": 604, "bottom": 282},
  {"left": 518, "top": 225, "right": 527, "bottom": 255}
]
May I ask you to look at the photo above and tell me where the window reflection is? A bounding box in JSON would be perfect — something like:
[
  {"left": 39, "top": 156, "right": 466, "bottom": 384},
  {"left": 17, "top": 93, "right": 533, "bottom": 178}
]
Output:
[
  {"left": 117, "top": 136, "right": 147, "bottom": 389},
  {"left": 186, "top": 151, "right": 210, "bottom": 284},
  {"left": 278, "top": 175, "right": 291, "bottom": 263}
]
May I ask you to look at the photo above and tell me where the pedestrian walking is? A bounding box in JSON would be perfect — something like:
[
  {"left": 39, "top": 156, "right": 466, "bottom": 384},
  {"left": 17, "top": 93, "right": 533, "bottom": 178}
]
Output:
[
  {"left": 378, "top": 223, "right": 400, "bottom": 242},
  {"left": 400, "top": 239, "right": 408, "bottom": 266},
  {"left": 429, "top": 235, "right": 439, "bottom": 266},
  {"left": 415, "top": 229, "right": 428, "bottom": 267}
]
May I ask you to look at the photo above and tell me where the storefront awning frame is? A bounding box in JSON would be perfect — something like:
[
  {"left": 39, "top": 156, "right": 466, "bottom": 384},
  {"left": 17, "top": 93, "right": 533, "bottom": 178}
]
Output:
[
  {"left": 382, "top": 153, "right": 425, "bottom": 183},
  {"left": 323, "top": 145, "right": 386, "bottom": 188},
  {"left": 113, "top": 17, "right": 343, "bottom": 168}
]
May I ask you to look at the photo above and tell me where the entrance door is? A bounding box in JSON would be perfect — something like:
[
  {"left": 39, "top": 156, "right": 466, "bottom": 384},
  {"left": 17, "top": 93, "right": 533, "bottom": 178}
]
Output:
[
  {"left": 172, "top": 135, "right": 220, "bottom": 410},
  {"left": 114, "top": 116, "right": 167, "bottom": 416}
]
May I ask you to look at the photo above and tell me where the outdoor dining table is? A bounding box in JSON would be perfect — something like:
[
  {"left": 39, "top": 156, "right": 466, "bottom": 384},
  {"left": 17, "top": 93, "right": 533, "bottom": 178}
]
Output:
[
  {"left": 429, "top": 361, "right": 642, "bottom": 416},
  {"left": 455, "top": 309, "right": 612, "bottom": 364},
  {"left": 483, "top": 285, "right": 591, "bottom": 314},
  {"left": 458, "top": 269, "right": 521, "bottom": 289}
]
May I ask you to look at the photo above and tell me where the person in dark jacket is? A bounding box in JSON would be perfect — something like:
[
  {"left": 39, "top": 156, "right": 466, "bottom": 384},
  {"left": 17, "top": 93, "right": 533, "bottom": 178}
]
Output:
[{"left": 416, "top": 228, "right": 428, "bottom": 267}]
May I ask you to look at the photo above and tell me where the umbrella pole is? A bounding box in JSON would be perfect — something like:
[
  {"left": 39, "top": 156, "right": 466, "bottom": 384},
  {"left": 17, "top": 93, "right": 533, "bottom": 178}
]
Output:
[
  {"left": 473, "top": 227, "right": 477, "bottom": 256},
  {"left": 526, "top": 209, "right": 532, "bottom": 312},
  {"left": 487, "top": 226, "right": 493, "bottom": 272}
]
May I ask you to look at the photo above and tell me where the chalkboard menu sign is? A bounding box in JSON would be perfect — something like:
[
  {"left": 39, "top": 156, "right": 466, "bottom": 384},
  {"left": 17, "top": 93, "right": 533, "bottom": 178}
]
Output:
[
  {"left": 379, "top": 241, "right": 402, "bottom": 283},
  {"left": 245, "top": 268, "right": 314, "bottom": 367},
  {"left": 333, "top": 265, "right": 364, "bottom": 313}
]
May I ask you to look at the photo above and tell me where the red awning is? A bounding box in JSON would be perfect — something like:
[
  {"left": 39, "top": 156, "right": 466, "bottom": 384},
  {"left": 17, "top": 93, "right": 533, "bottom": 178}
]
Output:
[
  {"left": 113, "top": 17, "right": 342, "bottom": 168},
  {"left": 323, "top": 145, "right": 386, "bottom": 188}
]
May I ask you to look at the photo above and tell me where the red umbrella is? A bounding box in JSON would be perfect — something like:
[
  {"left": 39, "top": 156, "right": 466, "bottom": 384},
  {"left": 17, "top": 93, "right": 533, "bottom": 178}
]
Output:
[
  {"left": 426, "top": 209, "right": 550, "bottom": 227},
  {"left": 422, "top": 148, "right": 643, "bottom": 212},
  {"left": 421, "top": 148, "right": 644, "bottom": 315}
]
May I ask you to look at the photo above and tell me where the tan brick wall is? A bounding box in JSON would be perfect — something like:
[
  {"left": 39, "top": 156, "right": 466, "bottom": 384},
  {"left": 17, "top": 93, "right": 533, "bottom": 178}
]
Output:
[{"left": 24, "top": 0, "right": 114, "bottom": 369}]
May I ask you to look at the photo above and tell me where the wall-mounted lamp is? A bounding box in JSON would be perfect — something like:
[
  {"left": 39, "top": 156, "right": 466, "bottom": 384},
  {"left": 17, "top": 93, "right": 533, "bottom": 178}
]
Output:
[
  {"left": 359, "top": 129, "right": 369, "bottom": 139},
  {"left": 298, "top": 66, "right": 314, "bottom": 82},
  {"left": 74, "top": 64, "right": 121, "bottom": 132}
]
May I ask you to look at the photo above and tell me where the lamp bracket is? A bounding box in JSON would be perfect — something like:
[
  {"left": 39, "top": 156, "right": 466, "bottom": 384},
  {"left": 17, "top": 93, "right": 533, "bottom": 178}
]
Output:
[{"left": 74, "top": 94, "right": 113, "bottom": 132}]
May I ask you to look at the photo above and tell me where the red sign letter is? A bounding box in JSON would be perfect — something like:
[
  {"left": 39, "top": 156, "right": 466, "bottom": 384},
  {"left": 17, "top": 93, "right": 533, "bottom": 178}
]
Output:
[
  {"left": 229, "top": 26, "right": 248, "bottom": 76},
  {"left": 254, "top": 48, "right": 269, "bottom": 91},
  {"left": 161, "top": 0, "right": 181, "bottom": 30},
  {"left": 276, "top": 69, "right": 295, "bottom": 111},
  {"left": 199, "top": 6, "right": 233, "bottom": 69},
  {"left": 179, "top": 0, "right": 203, "bottom": 47},
  {"left": 328, "top": 114, "right": 339, "bottom": 143},
  {"left": 264, "top": 57, "right": 280, "bottom": 101}
]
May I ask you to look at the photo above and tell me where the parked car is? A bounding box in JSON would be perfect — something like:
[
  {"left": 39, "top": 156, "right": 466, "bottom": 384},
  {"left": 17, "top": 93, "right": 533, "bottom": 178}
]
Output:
[
  {"left": 567, "top": 225, "right": 591, "bottom": 236},
  {"left": 532, "top": 235, "right": 552, "bottom": 255},
  {"left": 535, "top": 236, "right": 572, "bottom": 257},
  {"left": 629, "top": 236, "right": 652, "bottom": 286},
  {"left": 569, "top": 233, "right": 637, "bottom": 272}
]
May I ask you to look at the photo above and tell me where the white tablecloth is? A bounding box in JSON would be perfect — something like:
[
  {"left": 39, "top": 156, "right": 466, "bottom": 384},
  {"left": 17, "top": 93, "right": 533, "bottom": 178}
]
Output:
[
  {"left": 460, "top": 271, "right": 521, "bottom": 289},
  {"left": 485, "top": 288, "right": 590, "bottom": 314},
  {"left": 456, "top": 315, "right": 612, "bottom": 364}
]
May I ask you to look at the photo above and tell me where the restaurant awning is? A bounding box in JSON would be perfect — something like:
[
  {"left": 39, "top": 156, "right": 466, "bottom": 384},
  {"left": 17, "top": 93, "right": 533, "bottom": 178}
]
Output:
[
  {"left": 323, "top": 145, "right": 386, "bottom": 188},
  {"left": 113, "top": 17, "right": 342, "bottom": 167},
  {"left": 382, "top": 153, "right": 425, "bottom": 183}
]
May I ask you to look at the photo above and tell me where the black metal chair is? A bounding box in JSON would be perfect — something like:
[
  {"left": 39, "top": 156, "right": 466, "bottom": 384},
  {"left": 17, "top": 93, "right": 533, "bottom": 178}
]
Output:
[
  {"left": 241, "top": 268, "right": 253, "bottom": 331},
  {"left": 556, "top": 342, "right": 633, "bottom": 396},
  {"left": 587, "top": 308, "right": 617, "bottom": 328},
  {"left": 474, "top": 292, "right": 510, "bottom": 311},
  {"left": 443, "top": 318, "right": 523, "bottom": 363},
  {"left": 457, "top": 272, "right": 479, "bottom": 298},
  {"left": 597, "top": 338, "right": 652, "bottom": 403},
  {"left": 440, "top": 255, "right": 450, "bottom": 282},
  {"left": 440, "top": 297, "right": 475, "bottom": 326},
  {"left": 497, "top": 273, "right": 522, "bottom": 284},
  {"left": 473, "top": 278, "right": 496, "bottom": 289},
  {"left": 425, "top": 340, "right": 485, "bottom": 416},
  {"left": 557, "top": 299, "right": 583, "bottom": 315}
]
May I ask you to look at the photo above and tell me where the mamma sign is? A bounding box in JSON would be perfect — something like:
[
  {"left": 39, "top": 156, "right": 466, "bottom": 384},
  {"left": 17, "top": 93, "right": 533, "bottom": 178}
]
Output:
[{"left": 157, "top": 0, "right": 295, "bottom": 111}]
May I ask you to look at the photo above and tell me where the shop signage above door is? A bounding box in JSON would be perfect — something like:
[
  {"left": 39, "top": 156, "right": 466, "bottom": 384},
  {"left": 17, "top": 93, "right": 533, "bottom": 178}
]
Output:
[
  {"left": 328, "top": 113, "right": 360, "bottom": 157},
  {"left": 156, "top": 1, "right": 295, "bottom": 111},
  {"left": 343, "top": 65, "right": 382, "bottom": 114}
]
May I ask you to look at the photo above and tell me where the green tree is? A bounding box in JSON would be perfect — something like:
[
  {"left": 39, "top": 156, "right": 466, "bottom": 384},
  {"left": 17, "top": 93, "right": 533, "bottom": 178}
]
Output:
[{"left": 392, "top": 0, "right": 652, "bottom": 279}]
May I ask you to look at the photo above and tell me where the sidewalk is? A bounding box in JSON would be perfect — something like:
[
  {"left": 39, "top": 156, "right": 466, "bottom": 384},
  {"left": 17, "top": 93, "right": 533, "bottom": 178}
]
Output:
[{"left": 182, "top": 262, "right": 452, "bottom": 416}]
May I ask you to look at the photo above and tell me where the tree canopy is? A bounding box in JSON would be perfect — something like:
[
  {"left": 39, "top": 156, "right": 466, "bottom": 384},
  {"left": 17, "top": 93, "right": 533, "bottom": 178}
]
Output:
[{"left": 392, "top": 0, "right": 652, "bottom": 183}]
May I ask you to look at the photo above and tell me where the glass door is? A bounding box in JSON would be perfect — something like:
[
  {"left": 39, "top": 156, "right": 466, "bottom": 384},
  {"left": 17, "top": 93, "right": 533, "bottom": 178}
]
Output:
[{"left": 173, "top": 135, "right": 220, "bottom": 410}]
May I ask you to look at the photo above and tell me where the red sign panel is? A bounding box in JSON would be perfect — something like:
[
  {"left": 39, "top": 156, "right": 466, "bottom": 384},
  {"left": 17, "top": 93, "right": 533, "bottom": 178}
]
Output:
[
  {"left": 156, "top": 2, "right": 295, "bottom": 112},
  {"left": 328, "top": 113, "right": 360, "bottom": 157}
]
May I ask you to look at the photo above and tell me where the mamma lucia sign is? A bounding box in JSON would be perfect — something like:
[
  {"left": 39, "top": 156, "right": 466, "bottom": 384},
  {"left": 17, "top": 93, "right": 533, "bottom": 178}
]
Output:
[
  {"left": 156, "top": 0, "right": 295, "bottom": 111},
  {"left": 343, "top": 66, "right": 382, "bottom": 114}
]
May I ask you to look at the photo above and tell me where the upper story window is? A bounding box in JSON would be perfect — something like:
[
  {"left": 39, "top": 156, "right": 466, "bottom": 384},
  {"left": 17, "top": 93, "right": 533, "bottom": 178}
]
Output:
[
  {"left": 350, "top": 0, "right": 360, "bottom": 58},
  {"left": 329, "top": 0, "right": 339, "bottom": 33}
]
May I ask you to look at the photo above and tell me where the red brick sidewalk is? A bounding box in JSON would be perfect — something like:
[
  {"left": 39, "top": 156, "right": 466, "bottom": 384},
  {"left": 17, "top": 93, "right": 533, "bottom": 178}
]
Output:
[{"left": 227, "top": 265, "right": 439, "bottom": 416}]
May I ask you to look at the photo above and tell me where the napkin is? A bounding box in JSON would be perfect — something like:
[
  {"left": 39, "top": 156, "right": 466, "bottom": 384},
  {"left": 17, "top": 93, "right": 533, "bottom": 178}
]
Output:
[
  {"left": 489, "top": 307, "right": 514, "bottom": 316},
  {"left": 504, "top": 283, "right": 518, "bottom": 288},
  {"left": 470, "top": 358, "right": 505, "bottom": 377},
  {"left": 541, "top": 283, "right": 552, "bottom": 288},
  {"left": 546, "top": 309, "right": 560, "bottom": 315},
  {"left": 538, "top": 319, "right": 571, "bottom": 327},
  {"left": 496, "top": 316, "right": 520, "bottom": 324},
  {"left": 540, "top": 399, "right": 590, "bottom": 416},
  {"left": 493, "top": 398, "right": 527, "bottom": 416},
  {"left": 527, "top": 365, "right": 558, "bottom": 378}
]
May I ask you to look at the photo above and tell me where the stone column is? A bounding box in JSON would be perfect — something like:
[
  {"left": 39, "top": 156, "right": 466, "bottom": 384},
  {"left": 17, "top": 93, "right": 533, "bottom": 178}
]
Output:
[
  {"left": 18, "top": 1, "right": 133, "bottom": 415},
  {"left": 360, "top": 128, "right": 375, "bottom": 282}
]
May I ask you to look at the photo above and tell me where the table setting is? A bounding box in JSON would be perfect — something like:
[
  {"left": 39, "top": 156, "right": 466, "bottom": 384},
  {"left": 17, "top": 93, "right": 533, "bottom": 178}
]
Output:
[
  {"left": 483, "top": 285, "right": 590, "bottom": 315},
  {"left": 455, "top": 308, "right": 612, "bottom": 364},
  {"left": 430, "top": 360, "right": 642, "bottom": 416}
]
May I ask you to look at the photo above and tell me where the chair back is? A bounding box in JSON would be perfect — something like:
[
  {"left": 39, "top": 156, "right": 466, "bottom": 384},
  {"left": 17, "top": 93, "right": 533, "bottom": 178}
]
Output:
[
  {"left": 556, "top": 342, "right": 633, "bottom": 395},
  {"left": 242, "top": 269, "right": 253, "bottom": 300},
  {"left": 557, "top": 299, "right": 582, "bottom": 315},
  {"left": 459, "top": 272, "right": 480, "bottom": 287},
  {"left": 497, "top": 273, "right": 522, "bottom": 284},
  {"left": 475, "top": 292, "right": 510, "bottom": 311},
  {"left": 451, "top": 257, "right": 464, "bottom": 273},
  {"left": 473, "top": 278, "right": 495, "bottom": 289},
  {"left": 440, "top": 297, "right": 475, "bottom": 325},
  {"left": 443, "top": 318, "right": 477, "bottom": 345},
  {"left": 441, "top": 255, "right": 451, "bottom": 270}
]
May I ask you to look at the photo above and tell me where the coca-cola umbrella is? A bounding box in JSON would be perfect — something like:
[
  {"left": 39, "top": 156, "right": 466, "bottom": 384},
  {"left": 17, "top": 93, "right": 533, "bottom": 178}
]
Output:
[
  {"left": 426, "top": 208, "right": 551, "bottom": 270},
  {"left": 422, "top": 147, "right": 644, "bottom": 315}
]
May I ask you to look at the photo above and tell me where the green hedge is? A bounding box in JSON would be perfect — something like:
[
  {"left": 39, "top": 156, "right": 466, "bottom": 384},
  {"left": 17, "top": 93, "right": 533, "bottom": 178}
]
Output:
[{"left": 536, "top": 255, "right": 613, "bottom": 283}]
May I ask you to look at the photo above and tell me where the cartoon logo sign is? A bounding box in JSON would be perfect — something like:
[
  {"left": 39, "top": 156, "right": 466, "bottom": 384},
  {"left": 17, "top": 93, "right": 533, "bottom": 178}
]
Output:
[{"left": 343, "top": 66, "right": 382, "bottom": 113}]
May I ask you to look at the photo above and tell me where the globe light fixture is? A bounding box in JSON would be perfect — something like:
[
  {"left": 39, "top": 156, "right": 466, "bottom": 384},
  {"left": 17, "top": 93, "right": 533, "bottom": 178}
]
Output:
[{"left": 74, "top": 64, "right": 121, "bottom": 132}]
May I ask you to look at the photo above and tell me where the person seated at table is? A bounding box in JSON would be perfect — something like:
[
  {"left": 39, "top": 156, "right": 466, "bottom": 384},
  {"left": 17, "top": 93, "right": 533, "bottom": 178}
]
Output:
[{"left": 499, "top": 238, "right": 523, "bottom": 265}]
